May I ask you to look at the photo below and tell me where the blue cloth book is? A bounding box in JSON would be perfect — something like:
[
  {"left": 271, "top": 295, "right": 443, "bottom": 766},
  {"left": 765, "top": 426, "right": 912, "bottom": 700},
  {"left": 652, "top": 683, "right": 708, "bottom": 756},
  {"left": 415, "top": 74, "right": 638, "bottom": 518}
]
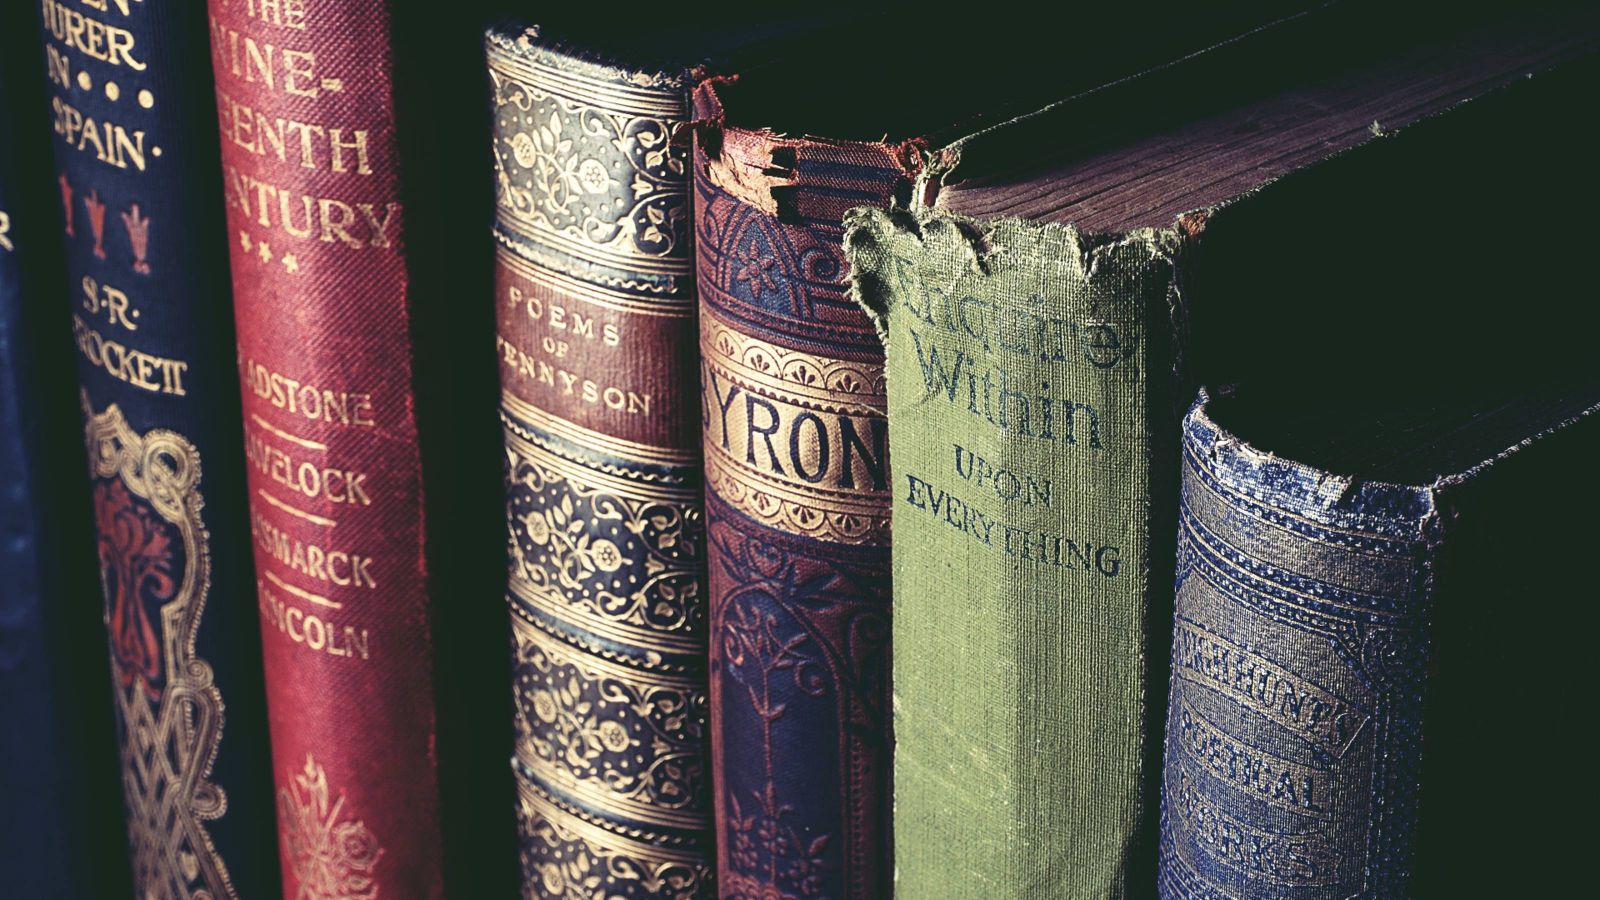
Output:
[
  {"left": 1159, "top": 384, "right": 1600, "bottom": 898},
  {"left": 36, "top": 1, "right": 278, "bottom": 894}
]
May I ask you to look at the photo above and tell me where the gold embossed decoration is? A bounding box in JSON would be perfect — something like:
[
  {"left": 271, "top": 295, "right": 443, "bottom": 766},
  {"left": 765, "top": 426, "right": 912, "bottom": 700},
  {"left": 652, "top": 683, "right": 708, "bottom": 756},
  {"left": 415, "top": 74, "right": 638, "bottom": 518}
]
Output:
[
  {"left": 489, "top": 44, "right": 689, "bottom": 285},
  {"left": 278, "top": 756, "right": 384, "bottom": 900},
  {"left": 699, "top": 313, "right": 892, "bottom": 546},
  {"left": 511, "top": 617, "right": 706, "bottom": 823},
  {"left": 505, "top": 427, "right": 704, "bottom": 649},
  {"left": 489, "top": 27, "right": 713, "bottom": 897},
  {"left": 504, "top": 420, "right": 714, "bottom": 898},
  {"left": 515, "top": 779, "right": 708, "bottom": 900},
  {"left": 85, "top": 396, "right": 234, "bottom": 900}
]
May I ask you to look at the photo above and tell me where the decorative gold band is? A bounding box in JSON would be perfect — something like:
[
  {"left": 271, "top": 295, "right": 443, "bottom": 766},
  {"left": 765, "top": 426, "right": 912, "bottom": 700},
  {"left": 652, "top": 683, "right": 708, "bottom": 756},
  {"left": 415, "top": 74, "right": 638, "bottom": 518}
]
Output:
[
  {"left": 700, "top": 312, "right": 887, "bottom": 412},
  {"left": 702, "top": 443, "right": 891, "bottom": 545},
  {"left": 698, "top": 311, "right": 891, "bottom": 545},
  {"left": 496, "top": 243, "right": 693, "bottom": 318},
  {"left": 495, "top": 207, "right": 692, "bottom": 280},
  {"left": 501, "top": 392, "right": 699, "bottom": 470},
  {"left": 511, "top": 616, "right": 709, "bottom": 833},
  {"left": 508, "top": 574, "right": 703, "bottom": 660},
  {"left": 487, "top": 48, "right": 684, "bottom": 119},
  {"left": 515, "top": 776, "right": 709, "bottom": 863},
  {"left": 504, "top": 418, "right": 698, "bottom": 502}
]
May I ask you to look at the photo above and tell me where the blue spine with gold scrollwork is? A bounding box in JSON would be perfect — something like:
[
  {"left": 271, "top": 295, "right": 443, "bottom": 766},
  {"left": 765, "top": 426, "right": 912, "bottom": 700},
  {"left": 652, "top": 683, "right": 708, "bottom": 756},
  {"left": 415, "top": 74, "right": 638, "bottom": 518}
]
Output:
[
  {"left": 1158, "top": 397, "right": 1433, "bottom": 899},
  {"left": 36, "top": 1, "right": 278, "bottom": 896}
]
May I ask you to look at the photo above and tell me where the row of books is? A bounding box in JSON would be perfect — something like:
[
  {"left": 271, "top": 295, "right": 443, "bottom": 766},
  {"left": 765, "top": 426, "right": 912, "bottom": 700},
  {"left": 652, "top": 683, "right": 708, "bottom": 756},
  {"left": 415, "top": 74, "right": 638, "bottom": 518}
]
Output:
[{"left": 2, "top": 2, "right": 1596, "bottom": 898}]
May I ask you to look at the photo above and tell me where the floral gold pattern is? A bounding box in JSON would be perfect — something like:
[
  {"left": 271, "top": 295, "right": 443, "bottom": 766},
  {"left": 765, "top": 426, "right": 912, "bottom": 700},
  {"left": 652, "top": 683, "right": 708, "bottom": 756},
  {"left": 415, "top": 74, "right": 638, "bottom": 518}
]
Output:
[
  {"left": 279, "top": 756, "right": 383, "bottom": 900},
  {"left": 489, "top": 48, "right": 689, "bottom": 283},
  {"left": 503, "top": 416, "right": 713, "bottom": 898},
  {"left": 512, "top": 616, "right": 708, "bottom": 827},
  {"left": 85, "top": 396, "right": 235, "bottom": 900},
  {"left": 506, "top": 432, "right": 704, "bottom": 648},
  {"left": 490, "top": 28, "right": 711, "bottom": 897},
  {"left": 516, "top": 779, "right": 709, "bottom": 900}
]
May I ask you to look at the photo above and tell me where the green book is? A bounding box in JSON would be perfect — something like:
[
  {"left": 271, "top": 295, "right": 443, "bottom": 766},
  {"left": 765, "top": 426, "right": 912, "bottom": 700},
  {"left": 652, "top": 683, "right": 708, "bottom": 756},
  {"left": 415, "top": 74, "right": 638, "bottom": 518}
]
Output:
[{"left": 843, "top": 7, "right": 1596, "bottom": 896}]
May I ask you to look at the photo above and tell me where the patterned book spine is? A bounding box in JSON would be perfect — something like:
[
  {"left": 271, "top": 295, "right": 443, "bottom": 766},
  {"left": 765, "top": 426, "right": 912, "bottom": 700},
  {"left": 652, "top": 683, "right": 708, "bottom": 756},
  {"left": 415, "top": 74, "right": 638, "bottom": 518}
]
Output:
[
  {"left": 486, "top": 30, "right": 713, "bottom": 898},
  {"left": 844, "top": 209, "right": 1172, "bottom": 897},
  {"left": 206, "top": 1, "right": 444, "bottom": 896},
  {"left": 36, "top": 1, "right": 279, "bottom": 895},
  {"left": 1158, "top": 398, "right": 1432, "bottom": 899},
  {"left": 693, "top": 83, "right": 912, "bottom": 900}
]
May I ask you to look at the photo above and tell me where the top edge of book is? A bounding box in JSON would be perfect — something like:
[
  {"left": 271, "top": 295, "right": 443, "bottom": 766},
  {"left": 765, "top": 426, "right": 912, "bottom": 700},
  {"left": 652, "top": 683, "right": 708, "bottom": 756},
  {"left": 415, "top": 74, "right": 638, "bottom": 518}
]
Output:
[
  {"left": 930, "top": 5, "right": 1600, "bottom": 232},
  {"left": 1196, "top": 381, "right": 1600, "bottom": 491}
]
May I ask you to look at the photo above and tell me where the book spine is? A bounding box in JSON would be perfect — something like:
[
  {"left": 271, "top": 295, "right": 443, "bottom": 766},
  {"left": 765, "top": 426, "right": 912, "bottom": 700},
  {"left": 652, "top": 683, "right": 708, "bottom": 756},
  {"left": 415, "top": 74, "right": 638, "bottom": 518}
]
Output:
[
  {"left": 694, "top": 85, "right": 910, "bottom": 900},
  {"left": 0, "top": 66, "right": 73, "bottom": 900},
  {"left": 36, "top": 1, "right": 280, "bottom": 896},
  {"left": 1157, "top": 398, "right": 1433, "bottom": 899},
  {"left": 206, "top": 2, "right": 444, "bottom": 896},
  {"left": 0, "top": 9, "right": 129, "bottom": 894},
  {"left": 486, "top": 32, "right": 714, "bottom": 898},
  {"left": 846, "top": 207, "right": 1175, "bottom": 897}
]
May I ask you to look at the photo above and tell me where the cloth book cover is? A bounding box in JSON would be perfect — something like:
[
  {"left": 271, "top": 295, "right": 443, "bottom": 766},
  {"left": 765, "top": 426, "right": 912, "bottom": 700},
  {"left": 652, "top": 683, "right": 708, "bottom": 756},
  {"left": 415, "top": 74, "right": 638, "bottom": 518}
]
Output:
[
  {"left": 38, "top": 0, "right": 280, "bottom": 895},
  {"left": 0, "top": 5, "right": 129, "bottom": 895},
  {"left": 842, "top": 6, "right": 1597, "bottom": 896},
  {"left": 1160, "top": 385, "right": 1600, "bottom": 898},
  {"left": 692, "top": 7, "right": 1337, "bottom": 896},
  {"left": 207, "top": 0, "right": 470, "bottom": 895}
]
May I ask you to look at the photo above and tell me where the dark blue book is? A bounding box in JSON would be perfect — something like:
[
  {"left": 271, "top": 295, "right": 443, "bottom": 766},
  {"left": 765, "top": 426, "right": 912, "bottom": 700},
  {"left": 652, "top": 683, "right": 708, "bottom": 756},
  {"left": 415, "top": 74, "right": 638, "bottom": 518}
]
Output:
[
  {"left": 0, "top": 5, "right": 129, "bottom": 896},
  {"left": 35, "top": 1, "right": 278, "bottom": 895},
  {"left": 1159, "top": 383, "right": 1600, "bottom": 898}
]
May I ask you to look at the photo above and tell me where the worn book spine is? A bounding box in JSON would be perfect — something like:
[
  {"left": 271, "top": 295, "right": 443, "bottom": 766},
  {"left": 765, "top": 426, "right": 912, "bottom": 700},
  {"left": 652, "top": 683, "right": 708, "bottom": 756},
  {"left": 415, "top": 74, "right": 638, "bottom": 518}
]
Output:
[
  {"left": 487, "top": 29, "right": 713, "bottom": 898},
  {"left": 846, "top": 208, "right": 1175, "bottom": 897},
  {"left": 693, "top": 83, "right": 913, "bottom": 900},
  {"left": 37, "top": 1, "right": 279, "bottom": 896},
  {"left": 1157, "top": 398, "right": 1432, "bottom": 899},
  {"left": 207, "top": 1, "right": 444, "bottom": 896},
  {"left": 0, "top": 9, "right": 128, "bottom": 894}
]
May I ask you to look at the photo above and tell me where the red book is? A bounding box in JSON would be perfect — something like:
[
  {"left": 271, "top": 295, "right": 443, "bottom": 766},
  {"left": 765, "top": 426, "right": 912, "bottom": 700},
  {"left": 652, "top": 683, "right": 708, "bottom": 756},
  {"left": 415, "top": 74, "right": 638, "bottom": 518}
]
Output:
[{"left": 207, "top": 2, "right": 444, "bottom": 895}]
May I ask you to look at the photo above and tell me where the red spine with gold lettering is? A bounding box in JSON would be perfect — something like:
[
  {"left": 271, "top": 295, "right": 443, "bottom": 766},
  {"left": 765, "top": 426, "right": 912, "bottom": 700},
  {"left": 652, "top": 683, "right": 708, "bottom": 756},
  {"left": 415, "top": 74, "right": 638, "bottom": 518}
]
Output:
[{"left": 206, "top": 2, "right": 444, "bottom": 896}]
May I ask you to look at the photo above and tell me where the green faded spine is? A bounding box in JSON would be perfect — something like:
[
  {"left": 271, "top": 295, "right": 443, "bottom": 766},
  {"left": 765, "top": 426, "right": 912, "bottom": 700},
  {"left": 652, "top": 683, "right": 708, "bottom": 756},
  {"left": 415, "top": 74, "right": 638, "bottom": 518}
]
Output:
[{"left": 846, "top": 208, "right": 1174, "bottom": 898}]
